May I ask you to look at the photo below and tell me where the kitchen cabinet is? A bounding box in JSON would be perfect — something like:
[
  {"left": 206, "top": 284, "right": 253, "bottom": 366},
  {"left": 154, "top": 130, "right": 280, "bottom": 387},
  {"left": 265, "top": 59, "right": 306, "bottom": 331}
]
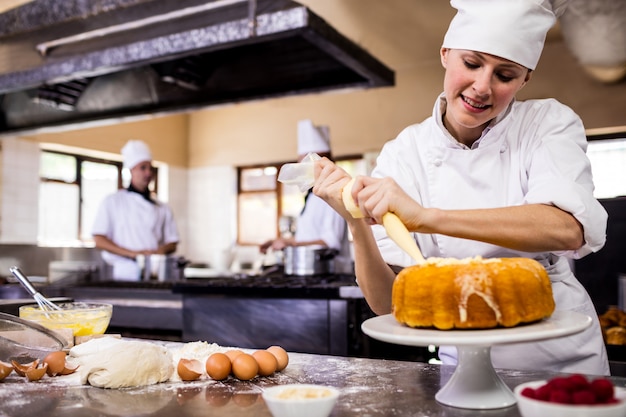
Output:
[{"left": 174, "top": 272, "right": 431, "bottom": 361}]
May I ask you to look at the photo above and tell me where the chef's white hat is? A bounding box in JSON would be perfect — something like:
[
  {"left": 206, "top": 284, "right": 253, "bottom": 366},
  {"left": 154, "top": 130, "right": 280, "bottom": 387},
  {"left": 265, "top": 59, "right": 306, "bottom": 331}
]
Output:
[
  {"left": 297, "top": 119, "right": 331, "bottom": 155},
  {"left": 121, "top": 140, "right": 152, "bottom": 169},
  {"left": 442, "top": 0, "right": 568, "bottom": 70}
]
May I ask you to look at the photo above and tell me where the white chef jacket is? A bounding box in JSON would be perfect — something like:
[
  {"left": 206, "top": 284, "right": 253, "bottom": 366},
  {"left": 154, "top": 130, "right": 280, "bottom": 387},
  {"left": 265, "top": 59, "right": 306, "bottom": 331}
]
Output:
[
  {"left": 371, "top": 94, "right": 610, "bottom": 375},
  {"left": 295, "top": 193, "right": 352, "bottom": 274},
  {"left": 92, "top": 190, "right": 179, "bottom": 281}
]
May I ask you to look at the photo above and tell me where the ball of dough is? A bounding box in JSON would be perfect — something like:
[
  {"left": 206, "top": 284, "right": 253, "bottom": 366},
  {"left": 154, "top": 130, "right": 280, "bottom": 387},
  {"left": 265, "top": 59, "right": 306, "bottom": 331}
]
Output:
[{"left": 67, "top": 337, "right": 173, "bottom": 388}]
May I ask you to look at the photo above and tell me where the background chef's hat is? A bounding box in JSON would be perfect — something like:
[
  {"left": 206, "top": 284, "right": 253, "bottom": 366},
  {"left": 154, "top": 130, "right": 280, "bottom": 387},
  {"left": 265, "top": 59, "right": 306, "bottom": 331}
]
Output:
[
  {"left": 121, "top": 140, "right": 152, "bottom": 169},
  {"left": 297, "top": 119, "right": 331, "bottom": 155},
  {"left": 442, "top": 0, "right": 568, "bottom": 70}
]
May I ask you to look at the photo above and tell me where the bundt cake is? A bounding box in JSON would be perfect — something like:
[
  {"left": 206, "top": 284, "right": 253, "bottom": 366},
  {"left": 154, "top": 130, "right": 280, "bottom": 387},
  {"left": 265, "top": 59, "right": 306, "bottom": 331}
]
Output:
[{"left": 391, "top": 256, "right": 555, "bottom": 330}]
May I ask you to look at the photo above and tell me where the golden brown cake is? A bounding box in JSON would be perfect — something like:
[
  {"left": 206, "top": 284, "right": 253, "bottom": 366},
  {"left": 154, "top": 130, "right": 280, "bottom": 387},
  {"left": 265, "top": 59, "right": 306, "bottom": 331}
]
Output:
[{"left": 391, "top": 257, "right": 555, "bottom": 330}]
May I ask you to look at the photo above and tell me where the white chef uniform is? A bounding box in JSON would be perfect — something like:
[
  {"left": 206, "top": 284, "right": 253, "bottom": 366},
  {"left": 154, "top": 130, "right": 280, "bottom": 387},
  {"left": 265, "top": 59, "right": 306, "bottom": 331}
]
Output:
[
  {"left": 92, "top": 190, "right": 179, "bottom": 281},
  {"left": 372, "top": 94, "right": 610, "bottom": 375},
  {"left": 295, "top": 193, "right": 352, "bottom": 273}
]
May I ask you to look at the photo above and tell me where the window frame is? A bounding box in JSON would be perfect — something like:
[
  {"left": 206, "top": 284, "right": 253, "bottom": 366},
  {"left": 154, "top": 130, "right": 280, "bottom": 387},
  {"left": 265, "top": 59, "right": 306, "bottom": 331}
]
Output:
[
  {"left": 236, "top": 154, "right": 364, "bottom": 245},
  {"left": 586, "top": 130, "right": 626, "bottom": 200},
  {"left": 39, "top": 149, "right": 159, "bottom": 244},
  {"left": 236, "top": 161, "right": 286, "bottom": 245}
]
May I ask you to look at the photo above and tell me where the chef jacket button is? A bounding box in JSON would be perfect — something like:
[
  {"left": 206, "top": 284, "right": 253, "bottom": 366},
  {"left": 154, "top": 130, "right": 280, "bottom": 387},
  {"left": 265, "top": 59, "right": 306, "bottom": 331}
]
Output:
[{"left": 433, "top": 159, "right": 442, "bottom": 167}]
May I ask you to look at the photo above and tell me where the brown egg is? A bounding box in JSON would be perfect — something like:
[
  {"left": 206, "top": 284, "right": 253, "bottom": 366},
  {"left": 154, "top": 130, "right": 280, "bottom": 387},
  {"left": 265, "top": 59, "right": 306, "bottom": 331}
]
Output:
[
  {"left": 205, "top": 352, "right": 231, "bottom": 381},
  {"left": 267, "top": 346, "right": 289, "bottom": 371},
  {"left": 25, "top": 363, "right": 48, "bottom": 381},
  {"left": 225, "top": 349, "right": 244, "bottom": 363},
  {"left": 0, "top": 360, "right": 13, "bottom": 381},
  {"left": 231, "top": 353, "right": 258, "bottom": 381},
  {"left": 43, "top": 351, "right": 67, "bottom": 376},
  {"left": 177, "top": 358, "right": 204, "bottom": 381},
  {"left": 252, "top": 350, "right": 278, "bottom": 376}
]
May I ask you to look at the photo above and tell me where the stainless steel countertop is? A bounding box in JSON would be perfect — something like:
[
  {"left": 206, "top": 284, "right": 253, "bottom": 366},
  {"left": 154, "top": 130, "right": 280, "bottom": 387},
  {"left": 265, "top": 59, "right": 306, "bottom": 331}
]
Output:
[{"left": 2, "top": 342, "right": 624, "bottom": 417}]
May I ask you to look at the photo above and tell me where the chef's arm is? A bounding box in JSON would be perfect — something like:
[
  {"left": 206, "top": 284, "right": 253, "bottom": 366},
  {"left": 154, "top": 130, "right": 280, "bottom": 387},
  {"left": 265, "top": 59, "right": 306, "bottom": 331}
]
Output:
[
  {"left": 349, "top": 218, "right": 398, "bottom": 315},
  {"left": 415, "top": 203, "right": 584, "bottom": 253},
  {"left": 93, "top": 236, "right": 178, "bottom": 258},
  {"left": 341, "top": 173, "right": 584, "bottom": 253},
  {"left": 260, "top": 237, "right": 328, "bottom": 253},
  {"left": 93, "top": 235, "right": 139, "bottom": 259},
  {"left": 156, "top": 242, "right": 178, "bottom": 255},
  {"left": 310, "top": 158, "right": 398, "bottom": 314}
]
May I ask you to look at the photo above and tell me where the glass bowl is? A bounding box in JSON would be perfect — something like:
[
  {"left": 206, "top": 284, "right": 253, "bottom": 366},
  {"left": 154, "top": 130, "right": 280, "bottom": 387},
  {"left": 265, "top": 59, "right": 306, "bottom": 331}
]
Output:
[
  {"left": 514, "top": 380, "right": 626, "bottom": 417},
  {"left": 19, "top": 302, "right": 112, "bottom": 337}
]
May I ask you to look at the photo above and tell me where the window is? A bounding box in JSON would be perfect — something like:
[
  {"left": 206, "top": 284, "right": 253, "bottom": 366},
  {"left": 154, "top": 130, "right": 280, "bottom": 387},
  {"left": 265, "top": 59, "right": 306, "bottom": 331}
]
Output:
[
  {"left": 38, "top": 150, "right": 159, "bottom": 246},
  {"left": 39, "top": 151, "right": 123, "bottom": 245},
  {"left": 587, "top": 133, "right": 626, "bottom": 199},
  {"left": 237, "top": 156, "right": 367, "bottom": 245},
  {"left": 237, "top": 165, "right": 280, "bottom": 245}
]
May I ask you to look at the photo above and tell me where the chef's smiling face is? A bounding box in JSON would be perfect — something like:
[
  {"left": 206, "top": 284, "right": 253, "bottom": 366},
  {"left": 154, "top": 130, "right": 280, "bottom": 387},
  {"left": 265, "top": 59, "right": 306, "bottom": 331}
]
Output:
[
  {"left": 440, "top": 48, "right": 531, "bottom": 146},
  {"left": 130, "top": 160, "right": 154, "bottom": 191}
]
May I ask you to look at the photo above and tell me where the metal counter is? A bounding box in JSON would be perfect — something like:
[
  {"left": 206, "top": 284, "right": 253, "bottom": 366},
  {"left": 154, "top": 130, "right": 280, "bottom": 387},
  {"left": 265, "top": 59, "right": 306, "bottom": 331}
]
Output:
[{"left": 3, "top": 346, "right": 624, "bottom": 417}]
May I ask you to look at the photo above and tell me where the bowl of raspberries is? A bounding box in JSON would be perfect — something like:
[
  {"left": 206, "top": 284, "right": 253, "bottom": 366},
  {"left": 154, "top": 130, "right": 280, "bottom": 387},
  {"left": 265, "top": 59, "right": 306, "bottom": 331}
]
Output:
[{"left": 514, "top": 374, "right": 626, "bottom": 417}]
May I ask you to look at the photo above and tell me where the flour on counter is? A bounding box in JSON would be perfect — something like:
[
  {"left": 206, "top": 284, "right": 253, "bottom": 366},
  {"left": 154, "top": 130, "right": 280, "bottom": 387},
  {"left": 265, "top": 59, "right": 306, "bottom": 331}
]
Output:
[
  {"left": 167, "top": 340, "right": 225, "bottom": 382},
  {"left": 26, "top": 338, "right": 242, "bottom": 388}
]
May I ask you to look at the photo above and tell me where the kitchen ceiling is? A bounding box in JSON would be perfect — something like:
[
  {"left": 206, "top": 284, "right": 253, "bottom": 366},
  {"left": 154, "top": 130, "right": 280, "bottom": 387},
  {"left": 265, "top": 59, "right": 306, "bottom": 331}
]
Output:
[
  {"left": 0, "top": 0, "right": 394, "bottom": 136},
  {"left": 298, "top": 0, "right": 625, "bottom": 83},
  {"left": 0, "top": 0, "right": 623, "bottom": 137}
]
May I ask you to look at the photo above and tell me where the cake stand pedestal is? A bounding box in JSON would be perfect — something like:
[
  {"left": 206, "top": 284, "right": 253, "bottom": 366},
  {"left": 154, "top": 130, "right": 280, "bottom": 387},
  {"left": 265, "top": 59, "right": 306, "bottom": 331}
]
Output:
[{"left": 361, "top": 310, "right": 591, "bottom": 409}]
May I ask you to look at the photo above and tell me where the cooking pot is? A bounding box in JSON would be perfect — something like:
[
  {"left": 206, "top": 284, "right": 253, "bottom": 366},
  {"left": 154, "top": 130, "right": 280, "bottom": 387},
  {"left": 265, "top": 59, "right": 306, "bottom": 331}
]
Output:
[
  {"left": 284, "top": 245, "right": 337, "bottom": 276},
  {"left": 136, "top": 254, "right": 189, "bottom": 282}
]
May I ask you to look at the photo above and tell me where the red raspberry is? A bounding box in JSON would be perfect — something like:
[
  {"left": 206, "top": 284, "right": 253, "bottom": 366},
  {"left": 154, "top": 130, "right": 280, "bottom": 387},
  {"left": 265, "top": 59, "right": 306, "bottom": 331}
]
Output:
[
  {"left": 567, "top": 374, "right": 590, "bottom": 391},
  {"left": 590, "top": 378, "right": 615, "bottom": 402},
  {"left": 535, "top": 384, "right": 553, "bottom": 401},
  {"left": 571, "top": 389, "right": 597, "bottom": 405},
  {"left": 548, "top": 377, "right": 575, "bottom": 392},
  {"left": 549, "top": 389, "right": 571, "bottom": 404},
  {"left": 520, "top": 387, "right": 536, "bottom": 399}
]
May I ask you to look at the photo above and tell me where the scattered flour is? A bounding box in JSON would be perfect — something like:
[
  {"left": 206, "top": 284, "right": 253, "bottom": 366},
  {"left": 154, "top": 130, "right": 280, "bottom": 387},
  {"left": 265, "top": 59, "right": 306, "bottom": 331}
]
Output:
[{"left": 167, "top": 340, "right": 225, "bottom": 382}]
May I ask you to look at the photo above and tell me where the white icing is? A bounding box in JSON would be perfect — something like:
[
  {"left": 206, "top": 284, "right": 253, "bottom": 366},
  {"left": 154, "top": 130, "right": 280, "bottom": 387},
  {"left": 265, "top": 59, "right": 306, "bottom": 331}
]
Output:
[
  {"left": 424, "top": 255, "right": 502, "bottom": 267},
  {"left": 455, "top": 268, "right": 502, "bottom": 324}
]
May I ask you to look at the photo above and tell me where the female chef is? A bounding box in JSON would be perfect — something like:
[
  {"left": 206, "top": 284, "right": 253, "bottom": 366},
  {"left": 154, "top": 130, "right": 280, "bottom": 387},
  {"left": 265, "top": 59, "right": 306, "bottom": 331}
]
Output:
[
  {"left": 92, "top": 140, "right": 180, "bottom": 281},
  {"left": 311, "top": 0, "right": 609, "bottom": 375}
]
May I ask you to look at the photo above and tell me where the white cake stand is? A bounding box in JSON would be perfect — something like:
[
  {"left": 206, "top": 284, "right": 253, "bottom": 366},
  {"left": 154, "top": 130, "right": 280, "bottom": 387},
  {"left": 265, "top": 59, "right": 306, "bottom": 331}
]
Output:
[{"left": 361, "top": 311, "right": 591, "bottom": 410}]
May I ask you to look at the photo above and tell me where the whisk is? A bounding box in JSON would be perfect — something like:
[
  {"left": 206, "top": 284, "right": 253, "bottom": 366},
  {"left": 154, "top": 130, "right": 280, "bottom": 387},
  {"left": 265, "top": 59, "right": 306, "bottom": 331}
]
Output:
[{"left": 9, "top": 266, "right": 62, "bottom": 313}]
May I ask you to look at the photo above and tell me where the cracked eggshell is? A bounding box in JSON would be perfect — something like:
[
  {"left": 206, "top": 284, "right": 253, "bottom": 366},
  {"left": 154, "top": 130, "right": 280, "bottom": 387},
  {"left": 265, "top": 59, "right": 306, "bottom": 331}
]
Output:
[{"left": 177, "top": 358, "right": 204, "bottom": 381}]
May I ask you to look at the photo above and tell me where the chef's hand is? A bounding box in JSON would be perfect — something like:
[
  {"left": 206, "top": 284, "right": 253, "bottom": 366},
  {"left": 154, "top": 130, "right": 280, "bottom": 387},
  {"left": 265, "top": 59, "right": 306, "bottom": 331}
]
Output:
[
  {"left": 312, "top": 158, "right": 355, "bottom": 221},
  {"left": 314, "top": 158, "right": 426, "bottom": 231},
  {"left": 260, "top": 237, "right": 294, "bottom": 254},
  {"left": 350, "top": 176, "right": 425, "bottom": 229}
]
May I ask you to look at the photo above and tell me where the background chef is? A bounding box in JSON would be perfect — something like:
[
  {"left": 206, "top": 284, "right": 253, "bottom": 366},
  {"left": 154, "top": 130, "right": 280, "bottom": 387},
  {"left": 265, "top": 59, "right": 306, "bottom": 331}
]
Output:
[
  {"left": 92, "top": 139, "right": 180, "bottom": 280},
  {"left": 261, "top": 119, "right": 352, "bottom": 273}
]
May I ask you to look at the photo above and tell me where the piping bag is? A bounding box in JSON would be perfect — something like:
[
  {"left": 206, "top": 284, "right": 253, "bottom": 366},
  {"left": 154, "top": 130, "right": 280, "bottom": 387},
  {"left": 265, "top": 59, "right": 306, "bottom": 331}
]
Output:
[{"left": 278, "top": 153, "right": 425, "bottom": 264}]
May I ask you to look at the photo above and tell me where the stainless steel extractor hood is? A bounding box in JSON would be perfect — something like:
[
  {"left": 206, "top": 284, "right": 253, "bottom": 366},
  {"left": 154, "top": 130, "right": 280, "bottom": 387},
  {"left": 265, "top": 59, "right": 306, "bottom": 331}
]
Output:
[{"left": 0, "top": 0, "right": 394, "bottom": 136}]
